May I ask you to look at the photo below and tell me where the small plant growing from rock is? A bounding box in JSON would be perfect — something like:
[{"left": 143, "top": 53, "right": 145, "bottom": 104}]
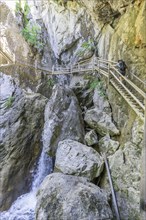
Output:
[
  {"left": 4, "top": 96, "right": 15, "bottom": 108},
  {"left": 47, "top": 78, "right": 55, "bottom": 87},
  {"left": 77, "top": 39, "right": 95, "bottom": 57},
  {"left": 84, "top": 75, "right": 106, "bottom": 97},
  {"left": 15, "top": 0, "right": 44, "bottom": 51}
]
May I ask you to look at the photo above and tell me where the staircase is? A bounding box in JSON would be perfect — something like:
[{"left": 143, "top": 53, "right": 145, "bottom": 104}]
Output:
[{"left": 0, "top": 49, "right": 145, "bottom": 121}]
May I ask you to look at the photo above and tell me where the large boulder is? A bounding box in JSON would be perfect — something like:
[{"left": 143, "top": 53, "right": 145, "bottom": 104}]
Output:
[
  {"left": 42, "top": 84, "right": 85, "bottom": 156},
  {"left": 35, "top": 173, "right": 113, "bottom": 220},
  {"left": 84, "top": 108, "right": 120, "bottom": 136},
  {"left": 0, "top": 73, "right": 47, "bottom": 211},
  {"left": 55, "top": 139, "right": 103, "bottom": 180}
]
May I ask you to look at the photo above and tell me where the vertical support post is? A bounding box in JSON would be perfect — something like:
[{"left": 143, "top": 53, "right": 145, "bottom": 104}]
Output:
[
  {"left": 35, "top": 60, "right": 37, "bottom": 75},
  {"left": 108, "top": 63, "right": 111, "bottom": 86},
  {"left": 52, "top": 65, "right": 54, "bottom": 74},
  {"left": 78, "top": 63, "right": 80, "bottom": 72},
  {"left": 13, "top": 53, "right": 15, "bottom": 64},
  {"left": 71, "top": 65, "right": 72, "bottom": 74},
  {"left": 140, "top": 89, "right": 146, "bottom": 219},
  {"left": 92, "top": 56, "right": 94, "bottom": 72},
  {"left": 98, "top": 59, "right": 100, "bottom": 74}
]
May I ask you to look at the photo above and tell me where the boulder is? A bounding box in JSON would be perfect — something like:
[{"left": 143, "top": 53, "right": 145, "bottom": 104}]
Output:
[
  {"left": 98, "top": 134, "right": 119, "bottom": 155},
  {"left": 42, "top": 84, "right": 85, "bottom": 156},
  {"left": 93, "top": 88, "right": 111, "bottom": 114},
  {"left": 84, "top": 108, "right": 120, "bottom": 136},
  {"left": 55, "top": 139, "right": 103, "bottom": 180},
  {"left": 84, "top": 130, "right": 98, "bottom": 146},
  {"left": 0, "top": 73, "right": 47, "bottom": 211},
  {"left": 101, "top": 142, "right": 141, "bottom": 219},
  {"left": 35, "top": 173, "right": 113, "bottom": 220}
]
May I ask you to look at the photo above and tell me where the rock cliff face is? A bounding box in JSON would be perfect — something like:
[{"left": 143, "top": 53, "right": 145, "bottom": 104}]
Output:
[
  {"left": 30, "top": 0, "right": 146, "bottom": 79},
  {"left": 0, "top": 73, "right": 47, "bottom": 211}
]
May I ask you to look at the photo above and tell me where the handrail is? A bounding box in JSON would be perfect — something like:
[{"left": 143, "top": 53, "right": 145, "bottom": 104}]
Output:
[
  {"left": 131, "top": 72, "right": 146, "bottom": 87},
  {"left": 0, "top": 51, "right": 145, "bottom": 120},
  {"left": 111, "top": 65, "right": 145, "bottom": 99},
  {"left": 0, "top": 47, "right": 15, "bottom": 63},
  {"left": 110, "top": 69, "right": 145, "bottom": 110}
]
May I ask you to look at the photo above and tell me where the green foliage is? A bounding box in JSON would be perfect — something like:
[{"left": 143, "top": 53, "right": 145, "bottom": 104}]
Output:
[
  {"left": 84, "top": 75, "right": 106, "bottom": 97},
  {"left": 77, "top": 39, "right": 95, "bottom": 56},
  {"left": 23, "top": 1, "right": 30, "bottom": 26},
  {"left": 22, "top": 23, "right": 42, "bottom": 48},
  {"left": 15, "top": 1, "right": 22, "bottom": 14},
  {"left": 47, "top": 78, "right": 55, "bottom": 87},
  {"left": 15, "top": 1, "right": 43, "bottom": 50},
  {"left": 4, "top": 96, "right": 15, "bottom": 109}
]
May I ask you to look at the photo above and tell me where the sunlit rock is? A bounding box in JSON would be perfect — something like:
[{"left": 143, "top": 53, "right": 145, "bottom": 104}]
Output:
[
  {"left": 55, "top": 139, "right": 103, "bottom": 180},
  {"left": 36, "top": 173, "right": 113, "bottom": 220},
  {"left": 84, "top": 108, "right": 120, "bottom": 137}
]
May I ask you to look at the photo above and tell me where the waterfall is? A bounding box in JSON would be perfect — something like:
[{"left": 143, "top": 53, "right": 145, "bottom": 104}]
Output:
[{"left": 0, "top": 126, "right": 53, "bottom": 220}]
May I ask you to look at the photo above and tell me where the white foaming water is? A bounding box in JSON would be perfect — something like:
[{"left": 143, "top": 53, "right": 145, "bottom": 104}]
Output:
[{"left": 0, "top": 147, "right": 52, "bottom": 220}]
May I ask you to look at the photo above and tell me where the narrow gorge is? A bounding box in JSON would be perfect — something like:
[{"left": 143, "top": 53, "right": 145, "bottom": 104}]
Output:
[{"left": 0, "top": 0, "right": 146, "bottom": 220}]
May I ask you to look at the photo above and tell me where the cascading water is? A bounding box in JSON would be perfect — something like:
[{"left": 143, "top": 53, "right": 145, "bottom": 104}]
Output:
[{"left": 0, "top": 120, "right": 53, "bottom": 220}]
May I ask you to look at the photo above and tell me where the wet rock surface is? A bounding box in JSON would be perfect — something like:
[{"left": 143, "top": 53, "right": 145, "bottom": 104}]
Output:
[
  {"left": 42, "top": 84, "right": 85, "bottom": 156},
  {"left": 0, "top": 73, "right": 47, "bottom": 211}
]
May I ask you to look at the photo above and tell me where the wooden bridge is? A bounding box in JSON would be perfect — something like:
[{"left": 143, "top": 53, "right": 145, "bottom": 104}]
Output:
[{"left": 0, "top": 49, "right": 145, "bottom": 122}]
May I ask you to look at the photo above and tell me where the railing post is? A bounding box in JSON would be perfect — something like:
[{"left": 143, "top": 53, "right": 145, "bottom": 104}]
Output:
[
  {"left": 140, "top": 85, "right": 146, "bottom": 219},
  {"left": 13, "top": 53, "right": 15, "bottom": 64},
  {"left": 78, "top": 63, "right": 80, "bottom": 72},
  {"left": 35, "top": 60, "right": 37, "bottom": 75},
  {"left": 71, "top": 65, "right": 72, "bottom": 74},
  {"left": 52, "top": 65, "right": 54, "bottom": 74},
  {"left": 92, "top": 56, "right": 94, "bottom": 72},
  {"left": 108, "top": 63, "right": 111, "bottom": 86},
  {"left": 98, "top": 59, "right": 100, "bottom": 74}
]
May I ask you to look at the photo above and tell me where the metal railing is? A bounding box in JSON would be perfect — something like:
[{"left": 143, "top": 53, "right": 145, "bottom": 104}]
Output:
[{"left": 0, "top": 52, "right": 145, "bottom": 120}]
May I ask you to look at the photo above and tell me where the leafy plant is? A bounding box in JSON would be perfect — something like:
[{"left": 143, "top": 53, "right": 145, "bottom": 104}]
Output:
[
  {"left": 47, "top": 78, "right": 55, "bottom": 87},
  {"left": 23, "top": 1, "right": 30, "bottom": 26},
  {"left": 77, "top": 39, "right": 95, "bottom": 56},
  {"left": 15, "top": 1, "right": 44, "bottom": 50},
  {"left": 84, "top": 75, "right": 106, "bottom": 97},
  {"left": 4, "top": 96, "right": 15, "bottom": 108},
  {"left": 22, "top": 23, "right": 41, "bottom": 47},
  {"left": 15, "top": 0, "right": 22, "bottom": 14}
]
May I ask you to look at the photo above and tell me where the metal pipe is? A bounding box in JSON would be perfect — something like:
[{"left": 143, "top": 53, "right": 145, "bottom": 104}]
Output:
[{"left": 103, "top": 154, "right": 121, "bottom": 220}]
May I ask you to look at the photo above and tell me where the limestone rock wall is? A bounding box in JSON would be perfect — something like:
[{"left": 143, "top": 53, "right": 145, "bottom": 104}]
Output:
[{"left": 0, "top": 73, "right": 47, "bottom": 211}]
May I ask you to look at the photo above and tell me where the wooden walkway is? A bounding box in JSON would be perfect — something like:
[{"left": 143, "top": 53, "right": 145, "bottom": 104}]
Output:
[{"left": 0, "top": 49, "right": 145, "bottom": 121}]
